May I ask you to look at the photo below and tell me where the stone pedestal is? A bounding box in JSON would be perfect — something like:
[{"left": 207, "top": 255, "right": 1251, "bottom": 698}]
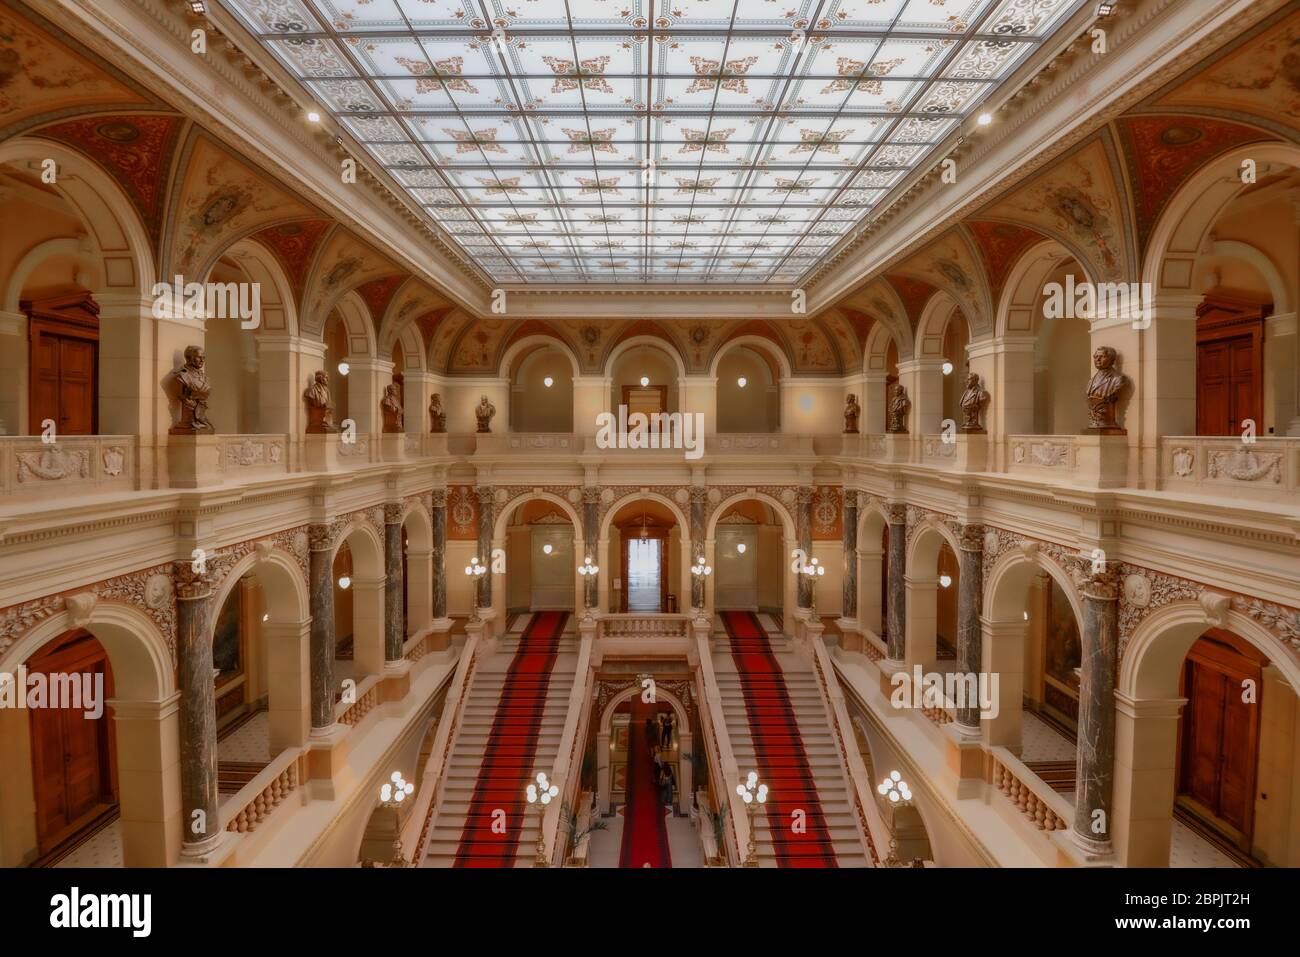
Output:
[
  {"left": 954, "top": 432, "right": 988, "bottom": 472},
  {"left": 941, "top": 722, "right": 985, "bottom": 797},
  {"left": 380, "top": 432, "right": 407, "bottom": 462},
  {"left": 302, "top": 433, "right": 342, "bottom": 472},
  {"left": 1075, "top": 433, "right": 1130, "bottom": 488},
  {"left": 167, "top": 434, "right": 221, "bottom": 488},
  {"left": 884, "top": 432, "right": 912, "bottom": 463}
]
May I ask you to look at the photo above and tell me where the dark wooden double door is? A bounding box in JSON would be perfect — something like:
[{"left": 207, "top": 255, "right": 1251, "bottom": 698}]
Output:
[
  {"left": 1195, "top": 295, "right": 1265, "bottom": 437},
  {"left": 27, "top": 630, "right": 117, "bottom": 856},
  {"left": 1178, "top": 630, "right": 1264, "bottom": 851},
  {"left": 26, "top": 292, "right": 99, "bottom": 437}
]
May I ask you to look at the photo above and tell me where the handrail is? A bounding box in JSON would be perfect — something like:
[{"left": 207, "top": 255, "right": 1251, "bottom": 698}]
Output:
[
  {"left": 409, "top": 628, "right": 481, "bottom": 860},
  {"left": 599, "top": 613, "right": 691, "bottom": 638},
  {"left": 336, "top": 674, "right": 381, "bottom": 726},
  {"left": 544, "top": 617, "right": 595, "bottom": 865},
  {"left": 802, "top": 621, "right": 885, "bottom": 864},
  {"left": 219, "top": 746, "right": 307, "bottom": 833},
  {"left": 693, "top": 621, "right": 747, "bottom": 865}
]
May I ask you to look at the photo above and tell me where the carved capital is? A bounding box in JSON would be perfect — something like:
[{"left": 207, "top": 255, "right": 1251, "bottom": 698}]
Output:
[
  {"left": 430, "top": 488, "right": 447, "bottom": 508},
  {"left": 959, "top": 523, "right": 985, "bottom": 552},
  {"left": 689, "top": 486, "right": 709, "bottom": 505},
  {"left": 308, "top": 523, "right": 334, "bottom": 552},
  {"left": 1083, "top": 568, "right": 1120, "bottom": 602},
  {"left": 173, "top": 561, "right": 215, "bottom": 601},
  {"left": 1199, "top": 590, "right": 1232, "bottom": 628},
  {"left": 582, "top": 486, "right": 602, "bottom": 505},
  {"left": 796, "top": 486, "right": 815, "bottom": 506},
  {"left": 475, "top": 485, "right": 495, "bottom": 505},
  {"left": 886, "top": 502, "right": 907, "bottom": 525},
  {"left": 384, "top": 502, "right": 404, "bottom": 525}
]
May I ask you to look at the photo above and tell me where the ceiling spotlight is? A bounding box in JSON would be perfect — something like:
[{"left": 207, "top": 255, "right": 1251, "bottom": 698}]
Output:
[
  {"left": 640, "top": 376, "right": 650, "bottom": 387},
  {"left": 337, "top": 361, "right": 350, "bottom": 376},
  {"left": 737, "top": 376, "right": 747, "bottom": 388},
  {"left": 189, "top": 1, "right": 207, "bottom": 13},
  {"left": 977, "top": 113, "right": 993, "bottom": 127},
  {"left": 307, "top": 110, "right": 322, "bottom": 123},
  {"left": 1096, "top": 2, "right": 1117, "bottom": 16},
  {"left": 942, "top": 360, "right": 954, "bottom": 376},
  {"left": 543, "top": 375, "right": 554, "bottom": 388}
]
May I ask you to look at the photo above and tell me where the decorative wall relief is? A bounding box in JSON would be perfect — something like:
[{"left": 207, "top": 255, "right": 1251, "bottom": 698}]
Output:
[
  {"left": 16, "top": 446, "right": 90, "bottom": 482},
  {"left": 1171, "top": 447, "right": 1195, "bottom": 477},
  {"left": 1207, "top": 448, "right": 1281, "bottom": 483},
  {"left": 101, "top": 447, "right": 126, "bottom": 477}
]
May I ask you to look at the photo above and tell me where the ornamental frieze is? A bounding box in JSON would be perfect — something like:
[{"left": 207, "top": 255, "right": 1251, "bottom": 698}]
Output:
[
  {"left": 595, "top": 676, "right": 695, "bottom": 721},
  {"left": 207, "top": 524, "right": 311, "bottom": 597}
]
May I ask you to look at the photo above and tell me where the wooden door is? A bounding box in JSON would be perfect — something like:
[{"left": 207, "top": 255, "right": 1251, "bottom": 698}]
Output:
[
  {"left": 27, "top": 630, "right": 116, "bottom": 854},
  {"left": 1196, "top": 295, "right": 1265, "bottom": 437},
  {"left": 621, "top": 384, "right": 667, "bottom": 418},
  {"left": 25, "top": 293, "right": 99, "bottom": 436},
  {"left": 1177, "top": 630, "right": 1263, "bottom": 848}
]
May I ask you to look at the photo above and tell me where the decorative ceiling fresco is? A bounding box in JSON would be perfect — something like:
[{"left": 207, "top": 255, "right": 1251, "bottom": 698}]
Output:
[
  {"left": 251, "top": 218, "right": 334, "bottom": 299},
  {"left": 963, "top": 218, "right": 1044, "bottom": 307},
  {"left": 977, "top": 134, "right": 1132, "bottom": 285},
  {"left": 1115, "top": 115, "right": 1273, "bottom": 253},
  {"left": 888, "top": 228, "right": 990, "bottom": 335},
  {"left": 164, "top": 132, "right": 315, "bottom": 278},
  {"left": 217, "top": 0, "right": 1087, "bottom": 285},
  {"left": 300, "top": 224, "right": 405, "bottom": 333},
  {"left": 33, "top": 113, "right": 185, "bottom": 247},
  {"left": 0, "top": 4, "right": 151, "bottom": 137}
]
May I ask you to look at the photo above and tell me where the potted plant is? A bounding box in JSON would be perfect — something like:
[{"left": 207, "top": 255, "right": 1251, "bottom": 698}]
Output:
[{"left": 560, "top": 799, "right": 607, "bottom": 866}]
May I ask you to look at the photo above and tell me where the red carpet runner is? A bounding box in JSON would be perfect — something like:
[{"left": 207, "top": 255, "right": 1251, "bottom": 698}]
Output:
[
  {"left": 618, "top": 697, "right": 673, "bottom": 868},
  {"left": 722, "top": 611, "right": 838, "bottom": 867},
  {"left": 453, "top": 611, "right": 569, "bottom": 867}
]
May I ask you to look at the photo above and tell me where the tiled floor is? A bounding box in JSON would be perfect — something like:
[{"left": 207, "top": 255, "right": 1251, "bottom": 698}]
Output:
[
  {"left": 1170, "top": 820, "right": 1243, "bottom": 868},
  {"left": 53, "top": 819, "right": 122, "bottom": 868},
  {"left": 218, "top": 710, "right": 271, "bottom": 764},
  {"left": 1020, "top": 710, "right": 1077, "bottom": 763},
  {"left": 586, "top": 808, "right": 704, "bottom": 868}
]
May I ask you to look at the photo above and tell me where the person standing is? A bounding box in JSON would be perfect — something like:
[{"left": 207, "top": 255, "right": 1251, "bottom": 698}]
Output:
[
  {"left": 661, "top": 712, "right": 674, "bottom": 750},
  {"left": 660, "top": 763, "right": 675, "bottom": 810}
]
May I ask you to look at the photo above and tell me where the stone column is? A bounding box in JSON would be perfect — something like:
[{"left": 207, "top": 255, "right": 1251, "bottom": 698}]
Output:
[
  {"left": 475, "top": 485, "right": 495, "bottom": 610},
  {"left": 582, "top": 486, "right": 601, "bottom": 611},
  {"left": 796, "top": 486, "right": 814, "bottom": 610},
  {"left": 955, "top": 523, "right": 985, "bottom": 735},
  {"left": 885, "top": 503, "right": 907, "bottom": 661},
  {"left": 842, "top": 491, "right": 858, "bottom": 621},
  {"left": 690, "top": 486, "right": 708, "bottom": 611},
  {"left": 175, "top": 562, "right": 221, "bottom": 858},
  {"left": 384, "top": 503, "right": 405, "bottom": 661},
  {"left": 308, "top": 523, "right": 337, "bottom": 732},
  {"left": 1073, "top": 569, "right": 1120, "bottom": 856},
  {"left": 431, "top": 489, "right": 448, "bottom": 621}
]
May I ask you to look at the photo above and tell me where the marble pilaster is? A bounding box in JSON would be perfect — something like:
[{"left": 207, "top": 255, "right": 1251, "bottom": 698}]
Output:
[
  {"left": 431, "top": 489, "right": 447, "bottom": 620},
  {"left": 796, "top": 486, "right": 814, "bottom": 609},
  {"left": 886, "top": 503, "right": 907, "bottom": 661},
  {"left": 582, "top": 486, "right": 600, "bottom": 610},
  {"left": 842, "top": 491, "right": 858, "bottom": 619},
  {"left": 955, "top": 523, "right": 984, "bottom": 734},
  {"left": 475, "top": 486, "right": 495, "bottom": 609},
  {"left": 384, "top": 503, "right": 404, "bottom": 661},
  {"left": 690, "top": 486, "right": 708, "bottom": 610}
]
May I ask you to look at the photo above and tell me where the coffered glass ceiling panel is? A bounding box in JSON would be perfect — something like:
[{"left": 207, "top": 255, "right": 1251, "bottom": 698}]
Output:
[{"left": 220, "top": 0, "right": 1086, "bottom": 285}]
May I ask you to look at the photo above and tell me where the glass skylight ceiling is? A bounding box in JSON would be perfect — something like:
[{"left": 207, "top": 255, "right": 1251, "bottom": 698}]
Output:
[{"left": 220, "top": 0, "right": 1085, "bottom": 285}]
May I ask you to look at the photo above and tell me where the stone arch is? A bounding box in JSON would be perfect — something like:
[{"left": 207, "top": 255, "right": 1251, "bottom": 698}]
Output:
[
  {"left": 1113, "top": 597, "right": 1300, "bottom": 866},
  {"left": 707, "top": 334, "right": 793, "bottom": 380},
  {"left": 1207, "top": 239, "right": 1290, "bottom": 315},
  {"left": 600, "top": 491, "right": 691, "bottom": 613},
  {"left": 1, "top": 601, "right": 177, "bottom": 866},
  {"left": 331, "top": 518, "right": 386, "bottom": 678},
  {"left": 914, "top": 289, "right": 966, "bottom": 360},
  {"left": 493, "top": 492, "right": 583, "bottom": 619},
  {"left": 401, "top": 500, "right": 434, "bottom": 551},
  {"left": 499, "top": 333, "right": 582, "bottom": 380},
  {"left": 0, "top": 137, "right": 157, "bottom": 298},
  {"left": 706, "top": 490, "right": 797, "bottom": 622},
  {"left": 327, "top": 290, "right": 377, "bottom": 358},
  {"left": 603, "top": 333, "right": 688, "bottom": 380},
  {"left": 3, "top": 237, "right": 100, "bottom": 313},
  {"left": 392, "top": 320, "right": 427, "bottom": 373},
  {"left": 599, "top": 684, "right": 691, "bottom": 737},
  {"left": 854, "top": 499, "right": 892, "bottom": 641},
  {"left": 210, "top": 546, "right": 309, "bottom": 627},
  {"left": 984, "top": 543, "right": 1085, "bottom": 629},
  {"left": 903, "top": 517, "right": 964, "bottom": 668},
  {"left": 207, "top": 236, "right": 299, "bottom": 337},
  {"left": 596, "top": 683, "right": 694, "bottom": 814},
  {"left": 1143, "top": 143, "right": 1300, "bottom": 297}
]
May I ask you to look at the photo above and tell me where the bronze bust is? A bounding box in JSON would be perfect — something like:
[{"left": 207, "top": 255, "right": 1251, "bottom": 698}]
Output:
[
  {"left": 381, "top": 383, "right": 404, "bottom": 433},
  {"left": 303, "top": 370, "right": 338, "bottom": 433},
  {"left": 475, "top": 394, "right": 496, "bottom": 434},
  {"left": 1085, "top": 346, "right": 1128, "bottom": 433},
  {"left": 843, "top": 394, "right": 861, "bottom": 434},
  {"left": 886, "top": 382, "right": 911, "bottom": 434},
  {"left": 170, "top": 345, "right": 214, "bottom": 434},
  {"left": 959, "top": 373, "right": 989, "bottom": 433},
  {"left": 429, "top": 393, "right": 447, "bottom": 433}
]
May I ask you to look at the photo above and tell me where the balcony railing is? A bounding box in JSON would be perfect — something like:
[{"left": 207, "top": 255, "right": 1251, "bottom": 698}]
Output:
[
  {"left": 215, "top": 434, "right": 290, "bottom": 477},
  {"left": 0, "top": 435, "right": 137, "bottom": 499},
  {"left": 1160, "top": 436, "right": 1298, "bottom": 503},
  {"left": 598, "top": 613, "right": 692, "bottom": 639},
  {"left": 988, "top": 747, "right": 1070, "bottom": 836},
  {"left": 1006, "top": 435, "right": 1079, "bottom": 475}
]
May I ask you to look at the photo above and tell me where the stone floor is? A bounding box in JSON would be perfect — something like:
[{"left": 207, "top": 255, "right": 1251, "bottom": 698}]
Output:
[
  {"left": 53, "top": 819, "right": 122, "bottom": 868},
  {"left": 217, "top": 710, "right": 272, "bottom": 764},
  {"left": 1019, "top": 710, "right": 1077, "bottom": 763},
  {"left": 586, "top": 805, "right": 705, "bottom": 868}
]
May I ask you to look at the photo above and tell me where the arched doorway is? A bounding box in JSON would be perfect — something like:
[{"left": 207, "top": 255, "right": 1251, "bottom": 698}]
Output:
[
  {"left": 332, "top": 523, "right": 386, "bottom": 691},
  {"left": 508, "top": 342, "right": 574, "bottom": 432},
  {"left": 609, "top": 499, "right": 679, "bottom": 613},
  {"left": 503, "top": 499, "right": 576, "bottom": 614},
  {"left": 711, "top": 500, "right": 784, "bottom": 615},
  {"left": 715, "top": 344, "right": 781, "bottom": 433}
]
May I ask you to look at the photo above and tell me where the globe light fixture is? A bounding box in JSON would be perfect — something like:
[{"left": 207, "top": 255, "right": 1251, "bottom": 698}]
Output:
[
  {"left": 736, "top": 542, "right": 747, "bottom": 554},
  {"left": 337, "top": 361, "right": 350, "bottom": 376},
  {"left": 578, "top": 556, "right": 600, "bottom": 613},
  {"left": 526, "top": 770, "right": 560, "bottom": 867},
  {"left": 736, "top": 771, "right": 768, "bottom": 867},
  {"left": 640, "top": 375, "right": 650, "bottom": 387},
  {"left": 977, "top": 112, "right": 993, "bottom": 126},
  {"left": 942, "top": 360, "right": 954, "bottom": 376},
  {"left": 377, "top": 770, "right": 415, "bottom": 867},
  {"left": 542, "top": 543, "right": 553, "bottom": 555},
  {"left": 307, "top": 110, "right": 321, "bottom": 123},
  {"left": 737, "top": 376, "right": 747, "bottom": 388},
  {"left": 691, "top": 554, "right": 712, "bottom": 616},
  {"left": 465, "top": 556, "right": 487, "bottom": 621},
  {"left": 798, "top": 555, "right": 826, "bottom": 613},
  {"left": 877, "top": 770, "right": 912, "bottom": 805},
  {"left": 939, "top": 574, "right": 952, "bottom": 588},
  {"left": 543, "top": 376, "right": 554, "bottom": 388},
  {"left": 337, "top": 575, "right": 351, "bottom": 590}
]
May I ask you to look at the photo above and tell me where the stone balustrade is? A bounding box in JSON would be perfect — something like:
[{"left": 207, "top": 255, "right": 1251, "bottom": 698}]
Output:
[
  {"left": 989, "top": 748, "right": 1070, "bottom": 834},
  {"left": 1006, "top": 435, "right": 1079, "bottom": 476},
  {"left": 0, "top": 434, "right": 137, "bottom": 499},
  {"left": 599, "top": 613, "right": 692, "bottom": 639},
  {"left": 221, "top": 749, "right": 307, "bottom": 834},
  {"left": 337, "top": 675, "right": 381, "bottom": 727}
]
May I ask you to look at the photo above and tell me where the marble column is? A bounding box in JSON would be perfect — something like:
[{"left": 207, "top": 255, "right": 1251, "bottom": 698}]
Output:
[
  {"left": 582, "top": 486, "right": 600, "bottom": 611},
  {"left": 690, "top": 486, "right": 708, "bottom": 611},
  {"left": 842, "top": 491, "right": 858, "bottom": 619},
  {"left": 308, "top": 524, "right": 337, "bottom": 732},
  {"left": 1073, "top": 569, "right": 1120, "bottom": 856},
  {"left": 796, "top": 486, "right": 814, "bottom": 610},
  {"left": 955, "top": 523, "right": 985, "bottom": 735},
  {"left": 431, "top": 489, "right": 448, "bottom": 620},
  {"left": 886, "top": 503, "right": 907, "bottom": 661},
  {"left": 384, "top": 503, "right": 404, "bottom": 661},
  {"left": 175, "top": 562, "right": 220, "bottom": 857},
  {"left": 475, "top": 485, "right": 495, "bottom": 610}
]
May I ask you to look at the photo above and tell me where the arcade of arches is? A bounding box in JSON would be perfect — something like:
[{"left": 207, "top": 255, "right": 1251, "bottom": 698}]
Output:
[{"left": 0, "top": 0, "right": 1298, "bottom": 873}]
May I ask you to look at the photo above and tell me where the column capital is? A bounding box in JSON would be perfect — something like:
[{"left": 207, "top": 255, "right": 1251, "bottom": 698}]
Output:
[
  {"left": 958, "top": 522, "right": 985, "bottom": 552},
  {"left": 430, "top": 487, "right": 447, "bottom": 508},
  {"left": 475, "top": 484, "right": 496, "bottom": 504},
  {"left": 1082, "top": 569, "right": 1120, "bottom": 601},
  {"left": 384, "top": 502, "right": 404, "bottom": 524},
  {"left": 173, "top": 561, "right": 215, "bottom": 600},
  {"left": 886, "top": 502, "right": 907, "bottom": 525},
  {"left": 308, "top": 522, "right": 334, "bottom": 552}
]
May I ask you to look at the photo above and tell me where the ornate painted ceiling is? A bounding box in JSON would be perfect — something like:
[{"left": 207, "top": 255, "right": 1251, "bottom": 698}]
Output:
[{"left": 217, "top": 0, "right": 1086, "bottom": 286}]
